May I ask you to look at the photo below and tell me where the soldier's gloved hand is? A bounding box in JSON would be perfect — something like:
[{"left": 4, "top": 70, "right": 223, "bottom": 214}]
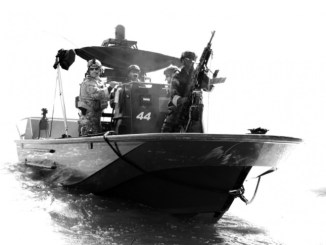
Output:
[{"left": 177, "top": 97, "right": 189, "bottom": 106}]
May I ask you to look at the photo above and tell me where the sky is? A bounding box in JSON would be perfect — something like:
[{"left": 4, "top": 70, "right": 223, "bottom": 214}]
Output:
[{"left": 1, "top": 0, "right": 325, "bottom": 142}]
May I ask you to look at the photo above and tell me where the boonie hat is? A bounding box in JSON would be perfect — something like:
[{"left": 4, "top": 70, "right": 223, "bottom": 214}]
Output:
[{"left": 180, "top": 51, "right": 197, "bottom": 62}]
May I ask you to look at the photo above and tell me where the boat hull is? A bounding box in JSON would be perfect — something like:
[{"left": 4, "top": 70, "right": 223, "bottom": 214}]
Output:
[
  {"left": 15, "top": 133, "right": 301, "bottom": 216},
  {"left": 101, "top": 165, "right": 251, "bottom": 216}
]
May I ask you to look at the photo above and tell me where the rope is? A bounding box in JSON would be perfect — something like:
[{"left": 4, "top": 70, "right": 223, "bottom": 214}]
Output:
[
  {"left": 246, "top": 176, "right": 261, "bottom": 205},
  {"left": 230, "top": 167, "right": 276, "bottom": 205},
  {"left": 206, "top": 56, "right": 213, "bottom": 132},
  {"left": 103, "top": 133, "right": 147, "bottom": 174},
  {"left": 103, "top": 132, "right": 230, "bottom": 194}
]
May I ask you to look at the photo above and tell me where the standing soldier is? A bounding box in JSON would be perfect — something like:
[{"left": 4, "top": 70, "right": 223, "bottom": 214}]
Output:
[
  {"left": 161, "top": 51, "right": 205, "bottom": 133},
  {"left": 77, "top": 59, "right": 111, "bottom": 136},
  {"left": 110, "top": 64, "right": 142, "bottom": 115},
  {"left": 161, "top": 51, "right": 198, "bottom": 132},
  {"left": 109, "top": 64, "right": 142, "bottom": 133}
]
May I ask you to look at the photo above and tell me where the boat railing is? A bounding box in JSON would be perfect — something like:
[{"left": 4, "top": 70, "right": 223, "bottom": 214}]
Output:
[{"left": 16, "top": 117, "right": 79, "bottom": 140}]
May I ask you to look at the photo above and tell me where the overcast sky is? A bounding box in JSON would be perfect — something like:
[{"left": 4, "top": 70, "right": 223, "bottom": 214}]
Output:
[{"left": 1, "top": 0, "right": 325, "bottom": 140}]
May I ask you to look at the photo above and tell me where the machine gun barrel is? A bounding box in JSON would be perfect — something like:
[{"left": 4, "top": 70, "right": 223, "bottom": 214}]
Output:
[
  {"left": 194, "top": 31, "right": 215, "bottom": 88},
  {"left": 208, "top": 30, "right": 215, "bottom": 45}
]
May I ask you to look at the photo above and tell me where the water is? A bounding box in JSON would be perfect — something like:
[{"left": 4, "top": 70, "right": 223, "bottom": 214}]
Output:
[{"left": 1, "top": 137, "right": 326, "bottom": 245}]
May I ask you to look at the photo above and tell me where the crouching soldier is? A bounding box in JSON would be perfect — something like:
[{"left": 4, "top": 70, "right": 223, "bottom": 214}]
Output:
[{"left": 77, "top": 59, "right": 111, "bottom": 136}]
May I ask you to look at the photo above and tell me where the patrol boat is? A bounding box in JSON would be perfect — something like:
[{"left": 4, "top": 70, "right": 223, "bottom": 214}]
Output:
[{"left": 15, "top": 26, "right": 301, "bottom": 220}]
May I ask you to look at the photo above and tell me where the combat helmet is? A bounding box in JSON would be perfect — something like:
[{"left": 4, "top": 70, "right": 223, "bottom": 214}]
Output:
[
  {"left": 127, "top": 64, "right": 140, "bottom": 73},
  {"left": 87, "top": 59, "right": 102, "bottom": 68}
]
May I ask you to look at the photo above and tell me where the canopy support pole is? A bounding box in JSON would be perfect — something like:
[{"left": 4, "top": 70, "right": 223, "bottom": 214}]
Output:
[{"left": 56, "top": 62, "right": 69, "bottom": 137}]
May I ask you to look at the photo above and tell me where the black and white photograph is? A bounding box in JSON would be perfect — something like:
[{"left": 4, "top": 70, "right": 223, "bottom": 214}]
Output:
[{"left": 1, "top": 0, "right": 325, "bottom": 244}]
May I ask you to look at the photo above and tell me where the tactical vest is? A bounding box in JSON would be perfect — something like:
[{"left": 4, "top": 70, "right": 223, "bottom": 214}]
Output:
[{"left": 77, "top": 76, "right": 107, "bottom": 112}]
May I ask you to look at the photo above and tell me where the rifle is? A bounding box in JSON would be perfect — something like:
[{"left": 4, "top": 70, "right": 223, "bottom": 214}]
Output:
[
  {"left": 184, "top": 31, "right": 215, "bottom": 132},
  {"left": 194, "top": 30, "right": 215, "bottom": 89}
]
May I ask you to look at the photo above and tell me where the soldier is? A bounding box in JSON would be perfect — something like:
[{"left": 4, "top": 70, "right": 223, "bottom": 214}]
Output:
[
  {"left": 126, "top": 64, "right": 141, "bottom": 82},
  {"left": 163, "top": 65, "right": 180, "bottom": 85},
  {"left": 161, "top": 51, "right": 204, "bottom": 133},
  {"left": 110, "top": 64, "right": 142, "bottom": 112},
  {"left": 77, "top": 59, "right": 111, "bottom": 136},
  {"left": 107, "top": 64, "right": 142, "bottom": 133}
]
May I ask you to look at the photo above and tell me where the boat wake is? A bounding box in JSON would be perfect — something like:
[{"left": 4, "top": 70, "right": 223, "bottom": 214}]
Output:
[{"left": 1, "top": 161, "right": 282, "bottom": 245}]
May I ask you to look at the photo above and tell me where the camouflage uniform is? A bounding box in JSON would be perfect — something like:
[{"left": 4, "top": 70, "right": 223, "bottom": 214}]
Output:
[
  {"left": 161, "top": 65, "right": 203, "bottom": 133},
  {"left": 161, "top": 51, "right": 207, "bottom": 133},
  {"left": 78, "top": 75, "right": 109, "bottom": 135}
]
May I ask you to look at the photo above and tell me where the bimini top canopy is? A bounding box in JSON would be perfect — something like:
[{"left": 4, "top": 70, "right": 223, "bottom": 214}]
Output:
[{"left": 54, "top": 46, "right": 181, "bottom": 73}]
